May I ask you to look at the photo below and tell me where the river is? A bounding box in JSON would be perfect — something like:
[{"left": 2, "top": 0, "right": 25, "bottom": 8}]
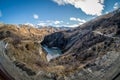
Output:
[{"left": 42, "top": 45, "right": 62, "bottom": 61}]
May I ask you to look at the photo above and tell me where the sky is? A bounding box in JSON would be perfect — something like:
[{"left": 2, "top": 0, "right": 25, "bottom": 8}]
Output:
[{"left": 0, "top": 0, "right": 120, "bottom": 27}]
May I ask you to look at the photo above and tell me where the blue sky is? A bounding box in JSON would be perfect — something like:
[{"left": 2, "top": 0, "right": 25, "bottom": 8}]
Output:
[{"left": 0, "top": 0, "right": 120, "bottom": 27}]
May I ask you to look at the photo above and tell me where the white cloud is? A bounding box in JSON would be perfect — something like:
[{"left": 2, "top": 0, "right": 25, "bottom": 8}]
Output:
[
  {"left": 54, "top": 21, "right": 60, "bottom": 24},
  {"left": 100, "top": 0, "right": 104, "bottom": 4},
  {"left": 66, "top": 22, "right": 70, "bottom": 24},
  {"left": 62, "top": 24, "right": 80, "bottom": 27},
  {"left": 105, "top": 12, "right": 108, "bottom": 14},
  {"left": 68, "top": 24, "right": 79, "bottom": 27},
  {"left": 53, "top": 0, "right": 105, "bottom": 16},
  {"left": 54, "top": 25, "right": 61, "bottom": 27},
  {"left": 54, "top": 20, "right": 63, "bottom": 24},
  {"left": 70, "top": 17, "right": 86, "bottom": 23},
  {"left": 62, "top": 22, "right": 84, "bottom": 27},
  {"left": 33, "top": 14, "right": 39, "bottom": 19},
  {"left": 113, "top": 2, "right": 120, "bottom": 10},
  {"left": 77, "top": 18, "right": 86, "bottom": 23},
  {"left": 25, "top": 23, "right": 34, "bottom": 26},
  {"left": 0, "top": 10, "right": 2, "bottom": 17},
  {"left": 53, "top": 0, "right": 66, "bottom": 5},
  {"left": 37, "top": 19, "right": 85, "bottom": 27},
  {"left": 37, "top": 22, "right": 47, "bottom": 26},
  {"left": 70, "top": 17, "right": 77, "bottom": 21},
  {"left": 37, "top": 20, "right": 63, "bottom": 26}
]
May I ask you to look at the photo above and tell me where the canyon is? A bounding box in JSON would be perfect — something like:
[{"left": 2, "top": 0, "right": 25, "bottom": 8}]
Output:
[{"left": 0, "top": 8, "right": 120, "bottom": 80}]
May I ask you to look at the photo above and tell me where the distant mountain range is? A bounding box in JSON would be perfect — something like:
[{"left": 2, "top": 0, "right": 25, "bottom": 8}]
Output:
[{"left": 24, "top": 23, "right": 73, "bottom": 31}]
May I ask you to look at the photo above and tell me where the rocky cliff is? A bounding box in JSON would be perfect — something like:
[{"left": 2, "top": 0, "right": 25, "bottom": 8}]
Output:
[{"left": 42, "top": 8, "right": 120, "bottom": 80}]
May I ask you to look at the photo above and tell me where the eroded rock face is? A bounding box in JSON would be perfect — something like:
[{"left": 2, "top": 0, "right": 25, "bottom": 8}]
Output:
[
  {"left": 42, "top": 32, "right": 67, "bottom": 50},
  {"left": 41, "top": 8, "right": 120, "bottom": 80}
]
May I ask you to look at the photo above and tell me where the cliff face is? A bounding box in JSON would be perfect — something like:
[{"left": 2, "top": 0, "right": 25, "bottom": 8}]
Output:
[
  {"left": 0, "top": 9, "right": 120, "bottom": 80},
  {"left": 42, "top": 9, "right": 120, "bottom": 80},
  {"left": 42, "top": 9, "right": 120, "bottom": 53}
]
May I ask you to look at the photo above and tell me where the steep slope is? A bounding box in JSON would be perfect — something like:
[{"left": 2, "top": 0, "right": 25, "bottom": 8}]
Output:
[
  {"left": 41, "top": 8, "right": 120, "bottom": 79},
  {"left": 0, "top": 24, "right": 64, "bottom": 76},
  {"left": 42, "top": 8, "right": 120, "bottom": 53}
]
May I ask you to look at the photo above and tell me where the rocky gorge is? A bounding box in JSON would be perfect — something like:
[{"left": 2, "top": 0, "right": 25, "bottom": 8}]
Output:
[{"left": 0, "top": 8, "right": 120, "bottom": 80}]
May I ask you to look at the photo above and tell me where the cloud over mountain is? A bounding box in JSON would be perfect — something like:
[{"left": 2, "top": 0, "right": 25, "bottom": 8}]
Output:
[
  {"left": 113, "top": 2, "right": 120, "bottom": 10},
  {"left": 53, "top": 0, "right": 105, "bottom": 16},
  {"left": 70, "top": 17, "right": 86, "bottom": 23},
  {"left": 33, "top": 14, "right": 39, "bottom": 19}
]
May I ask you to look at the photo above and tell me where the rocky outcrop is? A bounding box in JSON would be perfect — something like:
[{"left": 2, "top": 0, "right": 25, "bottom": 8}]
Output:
[
  {"left": 0, "top": 41, "right": 33, "bottom": 80},
  {"left": 42, "top": 32, "right": 67, "bottom": 50},
  {"left": 41, "top": 8, "right": 120, "bottom": 80}
]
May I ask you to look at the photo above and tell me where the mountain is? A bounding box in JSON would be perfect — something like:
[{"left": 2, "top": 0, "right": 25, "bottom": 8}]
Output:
[
  {"left": 40, "top": 8, "right": 120, "bottom": 79},
  {"left": 36, "top": 25, "right": 72, "bottom": 31},
  {"left": 0, "top": 8, "right": 120, "bottom": 80}
]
